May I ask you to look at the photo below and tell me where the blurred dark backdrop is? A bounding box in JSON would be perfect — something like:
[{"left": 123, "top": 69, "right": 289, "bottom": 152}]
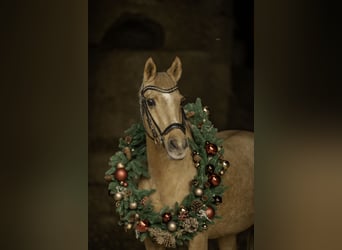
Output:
[{"left": 89, "top": 0, "right": 253, "bottom": 249}]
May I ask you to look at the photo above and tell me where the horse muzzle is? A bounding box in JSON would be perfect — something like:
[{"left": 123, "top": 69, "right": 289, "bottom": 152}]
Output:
[{"left": 165, "top": 131, "right": 189, "bottom": 160}]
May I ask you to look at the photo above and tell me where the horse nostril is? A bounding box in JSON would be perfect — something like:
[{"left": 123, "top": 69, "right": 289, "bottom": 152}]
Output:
[
  {"left": 169, "top": 139, "right": 179, "bottom": 150},
  {"left": 183, "top": 139, "right": 188, "bottom": 149},
  {"left": 168, "top": 138, "right": 188, "bottom": 151}
]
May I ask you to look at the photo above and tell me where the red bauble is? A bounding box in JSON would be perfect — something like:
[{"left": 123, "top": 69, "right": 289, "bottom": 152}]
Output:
[
  {"left": 136, "top": 220, "right": 150, "bottom": 232},
  {"left": 162, "top": 212, "right": 172, "bottom": 223},
  {"left": 114, "top": 168, "right": 128, "bottom": 181},
  {"left": 208, "top": 174, "right": 221, "bottom": 187},
  {"left": 205, "top": 206, "right": 215, "bottom": 219},
  {"left": 205, "top": 141, "right": 218, "bottom": 156}
]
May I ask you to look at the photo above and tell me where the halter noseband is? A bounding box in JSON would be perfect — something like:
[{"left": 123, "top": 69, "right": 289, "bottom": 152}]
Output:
[{"left": 140, "top": 85, "right": 187, "bottom": 144}]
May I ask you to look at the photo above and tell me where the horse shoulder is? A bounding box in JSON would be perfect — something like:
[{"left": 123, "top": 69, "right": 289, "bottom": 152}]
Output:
[{"left": 217, "top": 130, "right": 254, "bottom": 167}]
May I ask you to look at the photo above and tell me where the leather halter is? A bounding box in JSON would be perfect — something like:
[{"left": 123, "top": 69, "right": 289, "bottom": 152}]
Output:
[{"left": 140, "top": 85, "right": 186, "bottom": 144}]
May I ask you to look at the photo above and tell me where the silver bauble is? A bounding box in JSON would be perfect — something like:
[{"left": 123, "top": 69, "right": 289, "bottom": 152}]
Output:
[{"left": 167, "top": 221, "right": 177, "bottom": 232}]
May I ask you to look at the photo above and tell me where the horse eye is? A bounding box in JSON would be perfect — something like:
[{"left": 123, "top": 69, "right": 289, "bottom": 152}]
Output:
[{"left": 146, "top": 98, "right": 156, "bottom": 107}]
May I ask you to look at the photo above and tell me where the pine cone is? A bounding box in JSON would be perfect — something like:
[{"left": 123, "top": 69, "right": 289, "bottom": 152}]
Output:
[
  {"left": 181, "top": 217, "right": 199, "bottom": 233},
  {"left": 190, "top": 200, "right": 203, "bottom": 212}
]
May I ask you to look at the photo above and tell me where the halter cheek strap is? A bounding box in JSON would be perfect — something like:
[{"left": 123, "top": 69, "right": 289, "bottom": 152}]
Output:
[{"left": 140, "top": 85, "right": 187, "bottom": 144}]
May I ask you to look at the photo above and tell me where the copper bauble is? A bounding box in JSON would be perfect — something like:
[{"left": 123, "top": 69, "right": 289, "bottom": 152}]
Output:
[
  {"left": 114, "top": 168, "right": 128, "bottom": 181},
  {"left": 162, "top": 212, "right": 172, "bottom": 223},
  {"left": 205, "top": 206, "right": 215, "bottom": 219},
  {"left": 205, "top": 141, "right": 218, "bottom": 156},
  {"left": 136, "top": 220, "right": 149, "bottom": 232},
  {"left": 208, "top": 174, "right": 221, "bottom": 187}
]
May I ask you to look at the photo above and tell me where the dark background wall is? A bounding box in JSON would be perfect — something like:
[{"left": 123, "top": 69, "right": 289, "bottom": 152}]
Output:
[{"left": 88, "top": 0, "right": 253, "bottom": 249}]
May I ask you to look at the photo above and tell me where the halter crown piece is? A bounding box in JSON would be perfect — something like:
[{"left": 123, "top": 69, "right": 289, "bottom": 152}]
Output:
[
  {"left": 140, "top": 84, "right": 186, "bottom": 145},
  {"left": 105, "top": 98, "right": 231, "bottom": 248}
]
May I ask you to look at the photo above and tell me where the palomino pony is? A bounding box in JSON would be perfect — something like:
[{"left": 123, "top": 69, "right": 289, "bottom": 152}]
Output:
[{"left": 138, "top": 57, "right": 254, "bottom": 250}]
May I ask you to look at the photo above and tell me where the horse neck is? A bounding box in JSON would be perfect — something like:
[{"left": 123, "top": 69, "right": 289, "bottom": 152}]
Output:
[{"left": 145, "top": 131, "right": 196, "bottom": 207}]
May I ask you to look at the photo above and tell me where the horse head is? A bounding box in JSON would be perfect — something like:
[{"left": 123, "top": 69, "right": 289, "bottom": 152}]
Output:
[{"left": 140, "top": 57, "right": 189, "bottom": 160}]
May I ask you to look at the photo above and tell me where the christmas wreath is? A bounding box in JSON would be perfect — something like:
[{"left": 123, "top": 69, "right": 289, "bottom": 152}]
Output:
[{"left": 105, "top": 98, "right": 230, "bottom": 248}]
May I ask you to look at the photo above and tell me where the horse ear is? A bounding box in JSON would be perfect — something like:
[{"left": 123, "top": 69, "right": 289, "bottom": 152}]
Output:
[
  {"left": 167, "top": 56, "right": 182, "bottom": 82},
  {"left": 143, "top": 57, "right": 157, "bottom": 82}
]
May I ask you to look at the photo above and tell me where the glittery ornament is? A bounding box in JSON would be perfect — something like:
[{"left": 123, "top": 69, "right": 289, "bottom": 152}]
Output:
[
  {"left": 205, "top": 206, "right": 215, "bottom": 219},
  {"left": 114, "top": 168, "right": 128, "bottom": 181},
  {"left": 149, "top": 228, "right": 176, "bottom": 248},
  {"left": 208, "top": 173, "right": 221, "bottom": 187},
  {"left": 136, "top": 220, "right": 149, "bottom": 232},
  {"left": 140, "top": 196, "right": 148, "bottom": 206},
  {"left": 178, "top": 207, "right": 189, "bottom": 221},
  {"left": 205, "top": 141, "right": 218, "bottom": 156},
  {"left": 162, "top": 212, "right": 172, "bottom": 223},
  {"left": 167, "top": 221, "right": 177, "bottom": 232},
  {"left": 181, "top": 217, "right": 199, "bottom": 233}
]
